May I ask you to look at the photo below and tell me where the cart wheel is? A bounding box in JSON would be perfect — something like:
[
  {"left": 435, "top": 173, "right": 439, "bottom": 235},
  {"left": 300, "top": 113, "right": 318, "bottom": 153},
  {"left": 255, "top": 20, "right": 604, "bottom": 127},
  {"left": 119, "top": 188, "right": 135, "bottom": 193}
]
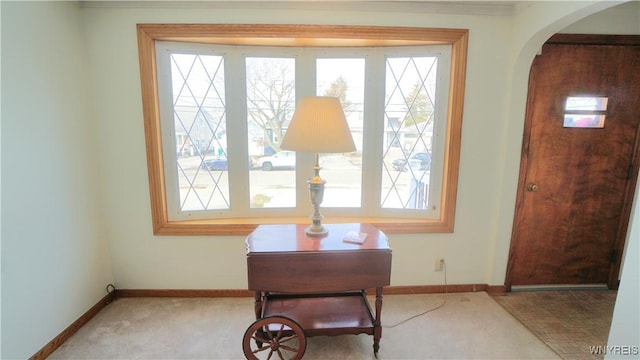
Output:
[{"left": 242, "top": 315, "right": 306, "bottom": 360}]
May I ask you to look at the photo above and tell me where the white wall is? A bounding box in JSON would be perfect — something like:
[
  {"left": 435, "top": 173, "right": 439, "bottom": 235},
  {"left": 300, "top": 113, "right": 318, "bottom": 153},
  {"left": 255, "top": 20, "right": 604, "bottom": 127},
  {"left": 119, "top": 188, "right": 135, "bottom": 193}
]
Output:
[
  {"left": 607, "top": 181, "right": 639, "bottom": 359},
  {"left": 1, "top": 2, "right": 113, "bottom": 358},
  {"left": 81, "top": 1, "right": 636, "bottom": 291},
  {"left": 561, "top": 0, "right": 640, "bottom": 35},
  {"left": 82, "top": 2, "right": 518, "bottom": 290},
  {"left": 1, "top": 1, "right": 638, "bottom": 358}
]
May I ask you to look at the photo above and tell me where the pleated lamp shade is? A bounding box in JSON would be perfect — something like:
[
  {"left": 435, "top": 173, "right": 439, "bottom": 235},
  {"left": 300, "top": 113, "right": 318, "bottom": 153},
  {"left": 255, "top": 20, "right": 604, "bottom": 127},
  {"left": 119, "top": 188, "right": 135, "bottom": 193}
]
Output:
[{"left": 280, "top": 96, "right": 356, "bottom": 153}]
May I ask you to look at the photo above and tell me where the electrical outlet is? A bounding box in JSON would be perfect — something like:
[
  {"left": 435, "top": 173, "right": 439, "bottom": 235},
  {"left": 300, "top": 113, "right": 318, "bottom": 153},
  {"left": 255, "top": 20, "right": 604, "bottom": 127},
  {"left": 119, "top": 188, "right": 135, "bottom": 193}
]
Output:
[{"left": 434, "top": 257, "right": 445, "bottom": 272}]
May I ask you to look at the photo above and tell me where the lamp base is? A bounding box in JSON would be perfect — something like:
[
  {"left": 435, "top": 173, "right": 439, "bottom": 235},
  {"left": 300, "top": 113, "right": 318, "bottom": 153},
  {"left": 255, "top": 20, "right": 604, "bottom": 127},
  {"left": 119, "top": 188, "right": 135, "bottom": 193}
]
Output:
[
  {"left": 305, "top": 224, "right": 328, "bottom": 237},
  {"left": 305, "top": 155, "right": 328, "bottom": 237}
]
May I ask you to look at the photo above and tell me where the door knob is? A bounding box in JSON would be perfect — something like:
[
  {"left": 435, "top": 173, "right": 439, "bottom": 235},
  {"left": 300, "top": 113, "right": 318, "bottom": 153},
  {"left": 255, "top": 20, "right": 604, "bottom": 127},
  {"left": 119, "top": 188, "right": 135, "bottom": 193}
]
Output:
[{"left": 527, "top": 183, "right": 539, "bottom": 192}]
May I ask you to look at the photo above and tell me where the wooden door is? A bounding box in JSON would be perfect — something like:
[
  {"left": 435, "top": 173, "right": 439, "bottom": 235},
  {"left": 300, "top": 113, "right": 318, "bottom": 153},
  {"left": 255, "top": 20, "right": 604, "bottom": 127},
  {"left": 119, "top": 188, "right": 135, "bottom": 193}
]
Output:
[{"left": 507, "top": 35, "right": 640, "bottom": 289}]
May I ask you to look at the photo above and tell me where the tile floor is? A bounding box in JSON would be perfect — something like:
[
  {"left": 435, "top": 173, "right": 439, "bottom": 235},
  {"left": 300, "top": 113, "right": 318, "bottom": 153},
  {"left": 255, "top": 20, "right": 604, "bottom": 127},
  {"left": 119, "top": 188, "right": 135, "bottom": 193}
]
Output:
[{"left": 493, "top": 290, "right": 617, "bottom": 360}]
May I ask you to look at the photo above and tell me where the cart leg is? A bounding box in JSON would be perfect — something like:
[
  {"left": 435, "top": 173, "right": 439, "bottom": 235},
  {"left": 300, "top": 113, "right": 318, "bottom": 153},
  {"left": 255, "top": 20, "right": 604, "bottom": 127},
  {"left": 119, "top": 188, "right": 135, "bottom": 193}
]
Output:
[
  {"left": 253, "top": 291, "right": 263, "bottom": 319},
  {"left": 373, "top": 287, "right": 384, "bottom": 356},
  {"left": 253, "top": 291, "right": 263, "bottom": 347}
]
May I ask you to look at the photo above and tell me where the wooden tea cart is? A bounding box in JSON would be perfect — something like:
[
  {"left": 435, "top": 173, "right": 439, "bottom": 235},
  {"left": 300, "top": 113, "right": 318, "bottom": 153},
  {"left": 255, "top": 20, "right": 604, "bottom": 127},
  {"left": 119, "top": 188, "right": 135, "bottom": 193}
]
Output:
[{"left": 242, "top": 223, "right": 392, "bottom": 360}]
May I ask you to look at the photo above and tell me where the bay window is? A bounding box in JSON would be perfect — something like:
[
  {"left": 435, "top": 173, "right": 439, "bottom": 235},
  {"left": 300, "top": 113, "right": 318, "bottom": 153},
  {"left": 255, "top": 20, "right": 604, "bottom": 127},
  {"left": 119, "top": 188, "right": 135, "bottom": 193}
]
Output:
[{"left": 137, "top": 24, "right": 468, "bottom": 235}]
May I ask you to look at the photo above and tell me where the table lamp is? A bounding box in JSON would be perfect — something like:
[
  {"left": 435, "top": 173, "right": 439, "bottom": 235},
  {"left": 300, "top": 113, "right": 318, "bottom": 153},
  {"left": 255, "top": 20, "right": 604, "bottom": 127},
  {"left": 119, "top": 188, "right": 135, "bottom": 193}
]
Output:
[{"left": 280, "top": 96, "right": 356, "bottom": 236}]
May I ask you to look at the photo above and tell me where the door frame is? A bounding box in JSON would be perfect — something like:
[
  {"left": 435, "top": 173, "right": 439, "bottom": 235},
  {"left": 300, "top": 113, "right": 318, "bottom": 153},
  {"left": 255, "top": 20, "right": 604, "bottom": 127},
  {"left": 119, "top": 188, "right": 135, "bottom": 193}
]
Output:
[{"left": 505, "top": 34, "right": 640, "bottom": 291}]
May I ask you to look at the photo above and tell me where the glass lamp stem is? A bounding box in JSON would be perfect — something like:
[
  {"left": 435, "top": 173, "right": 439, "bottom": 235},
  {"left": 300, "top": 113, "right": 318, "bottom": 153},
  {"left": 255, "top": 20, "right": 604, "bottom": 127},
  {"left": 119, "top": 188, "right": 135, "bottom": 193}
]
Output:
[{"left": 306, "top": 153, "right": 327, "bottom": 236}]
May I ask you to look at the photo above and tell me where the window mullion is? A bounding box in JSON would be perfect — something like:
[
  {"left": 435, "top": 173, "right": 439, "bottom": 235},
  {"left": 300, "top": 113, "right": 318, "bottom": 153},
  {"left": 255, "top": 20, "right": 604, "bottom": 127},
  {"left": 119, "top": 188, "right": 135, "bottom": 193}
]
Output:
[
  {"left": 155, "top": 46, "right": 182, "bottom": 218},
  {"left": 425, "top": 49, "right": 451, "bottom": 216},
  {"left": 361, "top": 51, "right": 386, "bottom": 216},
  {"left": 225, "top": 50, "right": 250, "bottom": 214},
  {"left": 294, "top": 49, "right": 316, "bottom": 216}
]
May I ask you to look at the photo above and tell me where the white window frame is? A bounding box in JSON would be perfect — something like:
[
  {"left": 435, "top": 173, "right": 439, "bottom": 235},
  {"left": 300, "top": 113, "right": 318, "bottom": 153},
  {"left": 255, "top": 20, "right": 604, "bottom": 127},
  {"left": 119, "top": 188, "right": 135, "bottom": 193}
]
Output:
[
  {"left": 156, "top": 43, "right": 450, "bottom": 221},
  {"left": 137, "top": 24, "right": 468, "bottom": 235}
]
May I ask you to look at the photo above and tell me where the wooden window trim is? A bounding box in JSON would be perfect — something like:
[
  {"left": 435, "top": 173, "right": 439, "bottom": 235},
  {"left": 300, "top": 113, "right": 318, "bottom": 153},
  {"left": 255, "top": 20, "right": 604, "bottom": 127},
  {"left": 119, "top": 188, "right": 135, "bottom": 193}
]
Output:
[{"left": 137, "top": 24, "right": 468, "bottom": 235}]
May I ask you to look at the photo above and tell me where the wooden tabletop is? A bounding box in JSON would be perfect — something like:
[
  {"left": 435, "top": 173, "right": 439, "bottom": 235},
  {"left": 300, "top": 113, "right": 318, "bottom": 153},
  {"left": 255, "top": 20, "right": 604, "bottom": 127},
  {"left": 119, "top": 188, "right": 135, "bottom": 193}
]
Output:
[{"left": 246, "top": 223, "right": 390, "bottom": 253}]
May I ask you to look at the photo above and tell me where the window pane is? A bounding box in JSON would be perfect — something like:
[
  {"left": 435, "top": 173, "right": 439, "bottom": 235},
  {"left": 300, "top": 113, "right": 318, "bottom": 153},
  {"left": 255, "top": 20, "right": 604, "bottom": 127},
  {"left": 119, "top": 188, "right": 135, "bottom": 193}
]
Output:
[
  {"left": 565, "top": 96, "right": 608, "bottom": 111},
  {"left": 564, "top": 96, "right": 608, "bottom": 128},
  {"left": 316, "top": 58, "right": 365, "bottom": 207},
  {"left": 381, "top": 56, "right": 437, "bottom": 209},
  {"left": 171, "top": 53, "right": 230, "bottom": 211},
  {"left": 563, "top": 114, "right": 606, "bottom": 128},
  {"left": 246, "top": 57, "right": 297, "bottom": 208}
]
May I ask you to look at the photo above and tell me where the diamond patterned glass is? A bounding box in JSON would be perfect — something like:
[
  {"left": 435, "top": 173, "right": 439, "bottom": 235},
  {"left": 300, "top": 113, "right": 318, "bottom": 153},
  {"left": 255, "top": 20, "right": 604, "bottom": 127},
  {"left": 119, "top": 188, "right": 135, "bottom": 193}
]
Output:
[
  {"left": 170, "top": 53, "right": 229, "bottom": 211},
  {"left": 381, "top": 56, "right": 437, "bottom": 209}
]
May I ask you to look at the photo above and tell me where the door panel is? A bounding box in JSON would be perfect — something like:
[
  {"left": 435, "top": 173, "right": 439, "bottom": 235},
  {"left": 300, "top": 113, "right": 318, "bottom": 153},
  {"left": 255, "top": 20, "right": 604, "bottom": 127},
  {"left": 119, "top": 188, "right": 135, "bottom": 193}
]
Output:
[{"left": 508, "top": 39, "right": 640, "bottom": 287}]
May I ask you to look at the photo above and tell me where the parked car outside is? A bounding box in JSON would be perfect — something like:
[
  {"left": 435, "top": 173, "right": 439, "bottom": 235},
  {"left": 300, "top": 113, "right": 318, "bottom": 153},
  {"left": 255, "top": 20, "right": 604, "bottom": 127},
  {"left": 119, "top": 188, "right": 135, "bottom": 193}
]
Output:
[
  {"left": 392, "top": 152, "right": 431, "bottom": 171},
  {"left": 201, "top": 157, "right": 228, "bottom": 171},
  {"left": 256, "top": 151, "right": 296, "bottom": 171}
]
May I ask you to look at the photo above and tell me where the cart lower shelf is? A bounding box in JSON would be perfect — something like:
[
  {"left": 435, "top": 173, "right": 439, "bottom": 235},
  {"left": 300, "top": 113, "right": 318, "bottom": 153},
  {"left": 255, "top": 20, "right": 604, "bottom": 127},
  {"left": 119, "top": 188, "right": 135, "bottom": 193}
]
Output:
[{"left": 262, "top": 292, "right": 375, "bottom": 337}]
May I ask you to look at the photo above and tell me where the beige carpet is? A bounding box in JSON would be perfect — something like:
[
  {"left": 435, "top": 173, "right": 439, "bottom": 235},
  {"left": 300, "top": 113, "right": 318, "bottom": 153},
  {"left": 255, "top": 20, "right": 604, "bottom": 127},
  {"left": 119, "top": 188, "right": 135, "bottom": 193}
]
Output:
[
  {"left": 48, "top": 292, "right": 558, "bottom": 359},
  {"left": 493, "top": 290, "right": 617, "bottom": 360}
]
